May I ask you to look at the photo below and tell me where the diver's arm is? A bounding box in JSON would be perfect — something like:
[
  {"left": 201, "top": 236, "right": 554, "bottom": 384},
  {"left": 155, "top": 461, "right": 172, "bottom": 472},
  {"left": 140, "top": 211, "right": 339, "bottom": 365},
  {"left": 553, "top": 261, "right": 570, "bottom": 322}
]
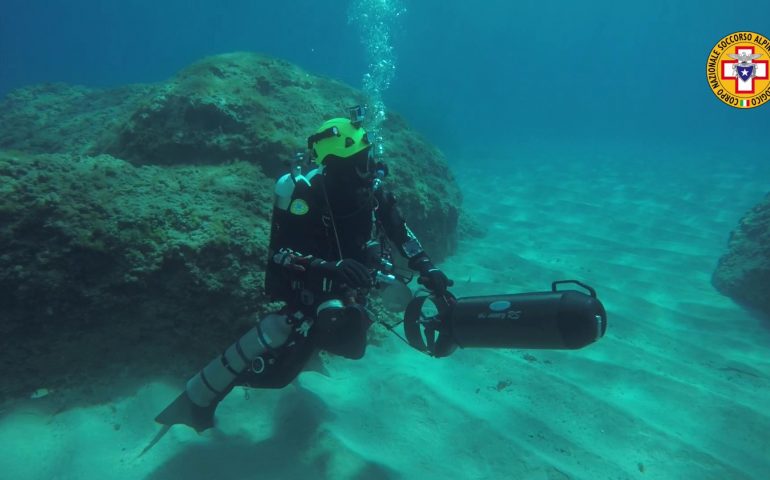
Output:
[
  {"left": 375, "top": 189, "right": 453, "bottom": 294},
  {"left": 269, "top": 211, "right": 370, "bottom": 291},
  {"left": 375, "top": 189, "right": 425, "bottom": 260},
  {"left": 272, "top": 246, "right": 370, "bottom": 289}
]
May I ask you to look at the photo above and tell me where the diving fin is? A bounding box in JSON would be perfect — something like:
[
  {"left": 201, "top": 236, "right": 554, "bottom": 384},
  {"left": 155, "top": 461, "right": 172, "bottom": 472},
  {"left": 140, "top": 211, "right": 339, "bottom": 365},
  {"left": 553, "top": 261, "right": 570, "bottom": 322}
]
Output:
[
  {"left": 154, "top": 391, "right": 219, "bottom": 433},
  {"left": 143, "top": 390, "right": 221, "bottom": 456}
]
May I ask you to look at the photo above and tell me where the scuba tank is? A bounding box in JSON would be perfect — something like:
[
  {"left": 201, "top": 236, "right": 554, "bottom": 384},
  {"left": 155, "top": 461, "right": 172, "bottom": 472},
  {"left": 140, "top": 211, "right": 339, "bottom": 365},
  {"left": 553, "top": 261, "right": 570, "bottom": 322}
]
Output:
[
  {"left": 155, "top": 312, "right": 295, "bottom": 432},
  {"left": 264, "top": 152, "right": 317, "bottom": 299}
]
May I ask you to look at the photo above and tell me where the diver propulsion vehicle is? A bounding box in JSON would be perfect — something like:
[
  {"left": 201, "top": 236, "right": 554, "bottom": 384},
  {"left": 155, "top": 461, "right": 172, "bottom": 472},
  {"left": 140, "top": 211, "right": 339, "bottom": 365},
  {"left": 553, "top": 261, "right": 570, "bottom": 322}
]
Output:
[
  {"left": 154, "top": 280, "right": 606, "bottom": 432},
  {"left": 402, "top": 280, "right": 607, "bottom": 357}
]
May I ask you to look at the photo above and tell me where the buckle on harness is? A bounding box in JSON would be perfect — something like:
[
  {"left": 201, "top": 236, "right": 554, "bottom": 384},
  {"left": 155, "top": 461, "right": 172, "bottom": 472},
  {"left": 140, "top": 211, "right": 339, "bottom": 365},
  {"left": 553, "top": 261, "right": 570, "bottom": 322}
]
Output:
[{"left": 250, "top": 356, "right": 265, "bottom": 374}]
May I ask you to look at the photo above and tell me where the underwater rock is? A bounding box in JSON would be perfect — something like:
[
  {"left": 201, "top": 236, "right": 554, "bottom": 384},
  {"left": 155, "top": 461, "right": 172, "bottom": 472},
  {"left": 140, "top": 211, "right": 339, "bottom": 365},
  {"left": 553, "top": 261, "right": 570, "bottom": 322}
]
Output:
[
  {"left": 99, "top": 54, "right": 353, "bottom": 173},
  {"left": 712, "top": 193, "right": 770, "bottom": 319},
  {"left": 0, "top": 151, "right": 279, "bottom": 401},
  {"left": 0, "top": 83, "right": 152, "bottom": 156},
  {"left": 0, "top": 52, "right": 459, "bottom": 260},
  {"left": 0, "top": 53, "right": 460, "bottom": 402}
]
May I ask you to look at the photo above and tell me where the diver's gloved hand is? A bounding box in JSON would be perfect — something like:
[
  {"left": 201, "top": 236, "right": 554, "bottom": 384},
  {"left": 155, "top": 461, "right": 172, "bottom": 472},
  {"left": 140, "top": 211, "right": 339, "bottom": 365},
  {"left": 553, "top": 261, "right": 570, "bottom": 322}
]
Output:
[
  {"left": 273, "top": 248, "right": 313, "bottom": 272},
  {"left": 311, "top": 258, "right": 372, "bottom": 288},
  {"left": 409, "top": 253, "right": 453, "bottom": 295}
]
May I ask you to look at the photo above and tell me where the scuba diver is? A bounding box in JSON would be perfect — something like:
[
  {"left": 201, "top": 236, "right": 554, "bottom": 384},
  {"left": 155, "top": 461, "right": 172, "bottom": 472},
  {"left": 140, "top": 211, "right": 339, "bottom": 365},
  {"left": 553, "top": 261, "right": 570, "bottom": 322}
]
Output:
[
  {"left": 155, "top": 107, "right": 607, "bottom": 433},
  {"left": 157, "top": 108, "right": 452, "bottom": 432}
]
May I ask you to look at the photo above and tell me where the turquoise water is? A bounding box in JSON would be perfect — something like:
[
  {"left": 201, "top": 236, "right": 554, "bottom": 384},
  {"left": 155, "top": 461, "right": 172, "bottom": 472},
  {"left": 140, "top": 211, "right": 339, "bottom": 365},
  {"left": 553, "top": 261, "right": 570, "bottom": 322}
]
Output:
[
  {"left": 2, "top": 0, "right": 769, "bottom": 159},
  {"left": 1, "top": 1, "right": 770, "bottom": 479}
]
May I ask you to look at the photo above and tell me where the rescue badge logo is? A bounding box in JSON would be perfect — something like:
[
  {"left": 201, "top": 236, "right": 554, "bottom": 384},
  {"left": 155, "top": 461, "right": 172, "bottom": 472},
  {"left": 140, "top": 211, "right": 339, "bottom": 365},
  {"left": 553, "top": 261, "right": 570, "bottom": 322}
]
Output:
[
  {"left": 707, "top": 32, "right": 770, "bottom": 109},
  {"left": 289, "top": 198, "right": 309, "bottom": 215}
]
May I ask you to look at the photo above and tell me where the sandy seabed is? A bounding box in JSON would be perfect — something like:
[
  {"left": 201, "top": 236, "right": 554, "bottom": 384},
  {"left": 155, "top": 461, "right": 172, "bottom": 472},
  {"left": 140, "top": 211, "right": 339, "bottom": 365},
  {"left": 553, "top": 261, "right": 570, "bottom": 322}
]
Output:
[{"left": 2, "top": 150, "right": 769, "bottom": 480}]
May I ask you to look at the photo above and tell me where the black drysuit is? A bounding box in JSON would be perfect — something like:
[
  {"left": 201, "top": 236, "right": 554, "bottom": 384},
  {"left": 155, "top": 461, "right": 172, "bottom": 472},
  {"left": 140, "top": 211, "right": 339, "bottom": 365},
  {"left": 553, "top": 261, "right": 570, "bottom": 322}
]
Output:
[{"left": 241, "top": 165, "right": 425, "bottom": 388}]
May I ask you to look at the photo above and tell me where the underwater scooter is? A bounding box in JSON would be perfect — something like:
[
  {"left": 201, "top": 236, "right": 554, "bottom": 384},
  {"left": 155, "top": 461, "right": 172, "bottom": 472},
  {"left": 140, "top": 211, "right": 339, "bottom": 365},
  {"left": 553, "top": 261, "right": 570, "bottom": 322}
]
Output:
[{"left": 397, "top": 279, "right": 607, "bottom": 358}]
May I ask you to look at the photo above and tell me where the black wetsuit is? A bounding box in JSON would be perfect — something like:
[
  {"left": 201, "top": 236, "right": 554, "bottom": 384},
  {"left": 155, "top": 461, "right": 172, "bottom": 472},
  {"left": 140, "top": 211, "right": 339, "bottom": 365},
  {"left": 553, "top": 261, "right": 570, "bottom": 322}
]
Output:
[{"left": 240, "top": 166, "right": 424, "bottom": 388}]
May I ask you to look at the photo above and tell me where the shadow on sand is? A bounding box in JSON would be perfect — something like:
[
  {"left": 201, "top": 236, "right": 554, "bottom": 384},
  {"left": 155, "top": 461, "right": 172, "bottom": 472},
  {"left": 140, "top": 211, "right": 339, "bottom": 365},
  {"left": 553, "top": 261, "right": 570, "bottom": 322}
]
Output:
[{"left": 144, "top": 386, "right": 396, "bottom": 480}]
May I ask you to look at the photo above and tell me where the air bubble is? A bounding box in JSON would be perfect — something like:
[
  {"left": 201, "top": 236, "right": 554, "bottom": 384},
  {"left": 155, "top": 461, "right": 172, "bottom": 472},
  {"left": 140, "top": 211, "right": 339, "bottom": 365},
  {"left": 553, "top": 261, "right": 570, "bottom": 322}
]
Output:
[{"left": 348, "top": 0, "right": 406, "bottom": 158}]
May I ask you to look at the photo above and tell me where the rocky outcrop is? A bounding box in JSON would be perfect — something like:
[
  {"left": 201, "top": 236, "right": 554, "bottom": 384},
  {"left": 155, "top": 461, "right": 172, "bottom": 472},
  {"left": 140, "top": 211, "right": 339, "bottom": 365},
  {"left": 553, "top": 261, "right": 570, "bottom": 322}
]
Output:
[
  {"left": 0, "top": 83, "right": 152, "bottom": 155},
  {"left": 97, "top": 55, "right": 361, "bottom": 175},
  {"left": 713, "top": 193, "right": 770, "bottom": 319},
  {"left": 0, "top": 53, "right": 460, "bottom": 260},
  {"left": 0, "top": 52, "right": 461, "bottom": 402},
  {"left": 0, "top": 152, "right": 279, "bottom": 400}
]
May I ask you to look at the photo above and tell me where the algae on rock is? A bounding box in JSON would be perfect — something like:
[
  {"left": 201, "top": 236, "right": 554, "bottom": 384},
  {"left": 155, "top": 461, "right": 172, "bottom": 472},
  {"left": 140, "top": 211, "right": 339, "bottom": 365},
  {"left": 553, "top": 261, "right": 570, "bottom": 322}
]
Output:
[{"left": 713, "top": 193, "right": 770, "bottom": 320}]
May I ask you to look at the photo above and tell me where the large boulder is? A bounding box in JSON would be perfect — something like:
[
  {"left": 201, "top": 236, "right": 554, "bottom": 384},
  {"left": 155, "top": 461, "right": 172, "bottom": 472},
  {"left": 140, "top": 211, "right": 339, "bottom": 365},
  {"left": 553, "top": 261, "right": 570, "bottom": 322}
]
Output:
[
  {"left": 0, "top": 152, "right": 278, "bottom": 400},
  {"left": 0, "top": 53, "right": 459, "bottom": 260},
  {"left": 712, "top": 193, "right": 770, "bottom": 319},
  {"left": 0, "top": 53, "right": 461, "bottom": 402},
  {"left": 96, "top": 54, "right": 358, "bottom": 174},
  {"left": 0, "top": 83, "right": 152, "bottom": 155}
]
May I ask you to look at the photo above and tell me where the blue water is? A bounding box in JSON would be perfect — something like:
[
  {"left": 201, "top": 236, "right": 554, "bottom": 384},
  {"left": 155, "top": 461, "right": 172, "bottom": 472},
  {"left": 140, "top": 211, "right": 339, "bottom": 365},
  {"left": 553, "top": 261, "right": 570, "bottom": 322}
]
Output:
[
  {"left": 2, "top": 3, "right": 770, "bottom": 479},
  {"left": 2, "top": 0, "right": 768, "bottom": 160}
]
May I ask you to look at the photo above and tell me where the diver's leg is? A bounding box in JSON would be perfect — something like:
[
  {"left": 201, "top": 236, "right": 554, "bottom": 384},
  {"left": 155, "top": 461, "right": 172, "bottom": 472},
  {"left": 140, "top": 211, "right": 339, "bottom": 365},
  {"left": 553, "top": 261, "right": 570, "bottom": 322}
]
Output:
[{"left": 236, "top": 306, "right": 318, "bottom": 389}]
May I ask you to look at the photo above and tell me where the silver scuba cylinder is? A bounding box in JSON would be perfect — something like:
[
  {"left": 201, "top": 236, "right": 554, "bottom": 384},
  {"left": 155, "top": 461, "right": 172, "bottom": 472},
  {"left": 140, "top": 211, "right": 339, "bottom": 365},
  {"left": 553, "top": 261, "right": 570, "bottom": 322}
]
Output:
[
  {"left": 185, "top": 313, "right": 294, "bottom": 407},
  {"left": 274, "top": 163, "right": 315, "bottom": 211}
]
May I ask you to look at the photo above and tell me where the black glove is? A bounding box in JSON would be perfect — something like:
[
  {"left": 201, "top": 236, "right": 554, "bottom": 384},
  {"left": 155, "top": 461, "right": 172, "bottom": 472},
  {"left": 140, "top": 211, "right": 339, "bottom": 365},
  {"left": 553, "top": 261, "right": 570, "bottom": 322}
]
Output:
[
  {"left": 311, "top": 258, "right": 372, "bottom": 288},
  {"left": 409, "top": 254, "right": 453, "bottom": 295}
]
